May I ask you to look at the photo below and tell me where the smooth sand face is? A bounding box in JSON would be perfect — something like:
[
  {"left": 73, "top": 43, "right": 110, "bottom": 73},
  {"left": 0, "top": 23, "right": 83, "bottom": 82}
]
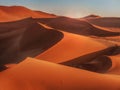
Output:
[
  {"left": 0, "top": 57, "right": 120, "bottom": 90},
  {"left": 38, "top": 17, "right": 120, "bottom": 37},
  {"left": 36, "top": 31, "right": 107, "bottom": 63},
  {"left": 0, "top": 18, "right": 63, "bottom": 65},
  {"left": 107, "top": 56, "right": 120, "bottom": 75},
  {"left": 0, "top": 6, "right": 56, "bottom": 22},
  {"left": 87, "top": 17, "right": 120, "bottom": 32},
  {"left": 0, "top": 5, "right": 120, "bottom": 90}
]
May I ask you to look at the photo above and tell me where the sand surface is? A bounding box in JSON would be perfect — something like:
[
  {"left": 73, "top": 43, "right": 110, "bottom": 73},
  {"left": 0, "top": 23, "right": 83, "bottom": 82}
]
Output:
[{"left": 0, "top": 6, "right": 120, "bottom": 90}]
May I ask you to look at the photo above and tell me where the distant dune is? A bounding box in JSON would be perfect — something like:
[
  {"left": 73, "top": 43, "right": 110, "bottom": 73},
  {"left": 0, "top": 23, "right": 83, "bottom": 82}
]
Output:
[
  {"left": 82, "top": 14, "right": 101, "bottom": 19},
  {"left": 0, "top": 6, "right": 56, "bottom": 22},
  {"left": 87, "top": 17, "right": 120, "bottom": 32},
  {"left": 37, "top": 17, "right": 120, "bottom": 37}
]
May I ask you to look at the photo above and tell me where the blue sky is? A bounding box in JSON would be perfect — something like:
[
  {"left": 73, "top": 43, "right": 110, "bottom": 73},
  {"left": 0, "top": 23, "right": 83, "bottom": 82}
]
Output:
[{"left": 0, "top": 0, "right": 120, "bottom": 17}]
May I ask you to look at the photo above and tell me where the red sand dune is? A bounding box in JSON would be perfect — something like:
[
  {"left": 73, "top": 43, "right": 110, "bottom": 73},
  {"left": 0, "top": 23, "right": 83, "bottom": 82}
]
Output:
[
  {"left": 107, "top": 56, "right": 120, "bottom": 75},
  {"left": 1, "top": 57, "right": 120, "bottom": 90},
  {"left": 0, "top": 5, "right": 120, "bottom": 90},
  {"left": 87, "top": 17, "right": 120, "bottom": 32},
  {"left": 60, "top": 48, "right": 117, "bottom": 73},
  {"left": 36, "top": 31, "right": 109, "bottom": 63},
  {"left": 0, "top": 17, "right": 63, "bottom": 65},
  {"left": 0, "top": 9, "right": 16, "bottom": 21},
  {"left": 82, "top": 14, "right": 101, "bottom": 20},
  {"left": 0, "top": 6, "right": 56, "bottom": 22},
  {"left": 37, "top": 17, "right": 120, "bottom": 37}
]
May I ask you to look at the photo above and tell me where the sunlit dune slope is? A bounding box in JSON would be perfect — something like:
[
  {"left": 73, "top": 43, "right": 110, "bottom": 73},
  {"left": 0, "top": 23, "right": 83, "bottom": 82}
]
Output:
[
  {"left": 61, "top": 47, "right": 117, "bottom": 73},
  {"left": 36, "top": 31, "right": 111, "bottom": 63},
  {"left": 87, "top": 17, "right": 120, "bottom": 32},
  {"left": 37, "top": 17, "right": 120, "bottom": 36},
  {"left": 0, "top": 18, "right": 63, "bottom": 65},
  {"left": 107, "top": 56, "right": 120, "bottom": 75},
  {"left": 0, "top": 6, "right": 56, "bottom": 22},
  {"left": 59, "top": 39, "right": 119, "bottom": 73},
  {"left": 1, "top": 57, "right": 120, "bottom": 90},
  {"left": 0, "top": 9, "right": 17, "bottom": 21},
  {"left": 35, "top": 10, "right": 56, "bottom": 18}
]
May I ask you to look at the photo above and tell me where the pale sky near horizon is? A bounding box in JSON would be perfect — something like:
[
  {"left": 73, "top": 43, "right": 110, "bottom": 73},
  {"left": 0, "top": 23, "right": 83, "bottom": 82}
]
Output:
[{"left": 0, "top": 0, "right": 120, "bottom": 18}]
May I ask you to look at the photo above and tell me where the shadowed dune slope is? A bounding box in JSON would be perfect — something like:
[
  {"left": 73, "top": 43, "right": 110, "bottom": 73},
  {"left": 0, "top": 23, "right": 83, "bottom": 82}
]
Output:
[
  {"left": 0, "top": 17, "right": 36, "bottom": 29},
  {"left": 37, "top": 17, "right": 120, "bottom": 37},
  {"left": 87, "top": 17, "right": 120, "bottom": 32},
  {"left": 0, "top": 6, "right": 56, "bottom": 22},
  {"left": 1, "top": 58, "right": 120, "bottom": 90},
  {"left": 36, "top": 31, "right": 110, "bottom": 63},
  {"left": 107, "top": 56, "right": 120, "bottom": 75},
  {"left": 0, "top": 18, "right": 63, "bottom": 65},
  {"left": 60, "top": 46, "right": 116, "bottom": 73},
  {"left": 87, "top": 17, "right": 120, "bottom": 28}
]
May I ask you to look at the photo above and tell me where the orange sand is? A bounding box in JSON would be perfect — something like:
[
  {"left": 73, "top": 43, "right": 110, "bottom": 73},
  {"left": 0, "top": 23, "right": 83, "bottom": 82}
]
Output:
[
  {"left": 36, "top": 31, "right": 107, "bottom": 63},
  {"left": 0, "top": 57, "right": 120, "bottom": 90}
]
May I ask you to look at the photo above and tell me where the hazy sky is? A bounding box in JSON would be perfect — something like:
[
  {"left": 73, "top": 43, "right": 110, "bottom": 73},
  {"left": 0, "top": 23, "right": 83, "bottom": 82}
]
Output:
[{"left": 0, "top": 0, "right": 120, "bottom": 17}]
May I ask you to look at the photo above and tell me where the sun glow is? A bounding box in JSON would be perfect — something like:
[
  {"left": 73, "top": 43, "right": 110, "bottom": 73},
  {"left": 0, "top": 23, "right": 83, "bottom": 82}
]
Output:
[{"left": 63, "top": 12, "right": 84, "bottom": 18}]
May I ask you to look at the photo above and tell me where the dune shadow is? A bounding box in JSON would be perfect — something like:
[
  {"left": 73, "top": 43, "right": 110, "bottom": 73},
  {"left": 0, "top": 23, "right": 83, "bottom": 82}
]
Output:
[
  {"left": 60, "top": 46, "right": 116, "bottom": 73},
  {"left": 88, "top": 17, "right": 120, "bottom": 28},
  {"left": 0, "top": 65, "right": 7, "bottom": 71},
  {"left": 36, "top": 17, "right": 120, "bottom": 37},
  {"left": 0, "top": 17, "right": 64, "bottom": 66}
]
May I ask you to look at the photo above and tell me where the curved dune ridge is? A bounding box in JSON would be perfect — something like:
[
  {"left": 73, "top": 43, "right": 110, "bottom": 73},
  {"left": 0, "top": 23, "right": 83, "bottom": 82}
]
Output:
[
  {"left": 0, "top": 6, "right": 56, "bottom": 22},
  {"left": 37, "top": 17, "right": 120, "bottom": 37},
  {"left": 107, "top": 56, "right": 120, "bottom": 75},
  {"left": 0, "top": 5, "right": 120, "bottom": 90},
  {"left": 87, "top": 17, "right": 120, "bottom": 32},
  {"left": 60, "top": 47, "right": 116, "bottom": 73},
  {"left": 1, "top": 58, "right": 120, "bottom": 90},
  {"left": 0, "top": 17, "right": 63, "bottom": 65},
  {"left": 36, "top": 31, "right": 111, "bottom": 63},
  {"left": 82, "top": 14, "right": 101, "bottom": 20}
]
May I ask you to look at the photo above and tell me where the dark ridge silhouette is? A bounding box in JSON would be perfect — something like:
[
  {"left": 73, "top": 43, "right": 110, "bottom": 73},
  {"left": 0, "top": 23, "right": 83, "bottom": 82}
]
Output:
[
  {"left": 78, "top": 56, "right": 112, "bottom": 73},
  {"left": 110, "top": 46, "right": 120, "bottom": 55},
  {"left": 0, "top": 17, "right": 35, "bottom": 26},
  {"left": 36, "top": 17, "right": 120, "bottom": 37},
  {"left": 60, "top": 46, "right": 117, "bottom": 73},
  {"left": 0, "top": 65, "right": 7, "bottom": 71},
  {"left": 82, "top": 14, "right": 101, "bottom": 19},
  {"left": 0, "top": 17, "right": 36, "bottom": 34},
  {"left": 0, "top": 18, "right": 63, "bottom": 65},
  {"left": 34, "top": 10, "right": 56, "bottom": 17},
  {"left": 87, "top": 17, "right": 120, "bottom": 28}
]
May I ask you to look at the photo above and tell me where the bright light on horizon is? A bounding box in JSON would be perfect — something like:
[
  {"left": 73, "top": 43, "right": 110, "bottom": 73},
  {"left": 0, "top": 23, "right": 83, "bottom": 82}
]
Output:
[{"left": 0, "top": 0, "right": 120, "bottom": 17}]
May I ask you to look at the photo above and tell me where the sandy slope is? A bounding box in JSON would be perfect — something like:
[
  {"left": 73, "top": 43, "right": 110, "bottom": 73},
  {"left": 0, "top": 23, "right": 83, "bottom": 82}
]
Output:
[
  {"left": 87, "top": 17, "right": 120, "bottom": 32},
  {"left": 1, "top": 57, "right": 120, "bottom": 90},
  {"left": 0, "top": 18, "right": 63, "bottom": 65},
  {"left": 37, "top": 17, "right": 120, "bottom": 36},
  {"left": 0, "top": 6, "right": 56, "bottom": 22},
  {"left": 0, "top": 9, "right": 17, "bottom": 21},
  {"left": 36, "top": 31, "right": 109, "bottom": 63},
  {"left": 107, "top": 56, "right": 120, "bottom": 75},
  {"left": 0, "top": 5, "right": 120, "bottom": 90}
]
